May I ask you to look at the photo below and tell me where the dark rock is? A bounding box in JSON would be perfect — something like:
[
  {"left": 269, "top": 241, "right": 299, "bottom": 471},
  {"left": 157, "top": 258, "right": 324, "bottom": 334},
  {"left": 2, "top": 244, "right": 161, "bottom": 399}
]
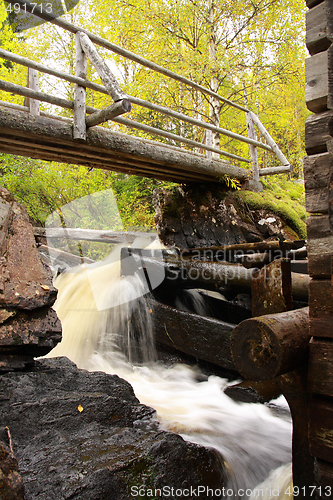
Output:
[
  {"left": 153, "top": 185, "right": 264, "bottom": 249},
  {"left": 0, "top": 357, "right": 225, "bottom": 499},
  {"left": 0, "top": 187, "right": 61, "bottom": 370},
  {"left": 0, "top": 187, "right": 57, "bottom": 310}
]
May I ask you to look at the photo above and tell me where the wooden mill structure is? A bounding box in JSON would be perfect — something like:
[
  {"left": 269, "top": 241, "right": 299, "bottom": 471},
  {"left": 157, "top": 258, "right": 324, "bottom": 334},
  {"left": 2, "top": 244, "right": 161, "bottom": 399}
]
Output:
[{"left": 304, "top": 0, "right": 333, "bottom": 491}]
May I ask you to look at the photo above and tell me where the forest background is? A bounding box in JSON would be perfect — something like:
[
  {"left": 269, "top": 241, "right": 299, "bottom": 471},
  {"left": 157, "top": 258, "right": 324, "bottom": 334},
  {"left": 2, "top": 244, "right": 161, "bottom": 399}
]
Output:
[{"left": 0, "top": 0, "right": 307, "bottom": 233}]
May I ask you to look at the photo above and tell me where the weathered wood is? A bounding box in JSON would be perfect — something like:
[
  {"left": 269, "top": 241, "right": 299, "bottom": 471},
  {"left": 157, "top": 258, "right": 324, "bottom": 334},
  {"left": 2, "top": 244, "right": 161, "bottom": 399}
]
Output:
[
  {"left": 77, "top": 32, "right": 127, "bottom": 103},
  {"left": 251, "top": 259, "right": 292, "bottom": 317},
  {"left": 309, "top": 396, "right": 333, "bottom": 462},
  {"left": 258, "top": 166, "right": 292, "bottom": 176},
  {"left": 307, "top": 236, "right": 333, "bottom": 277},
  {"left": 147, "top": 298, "right": 236, "bottom": 371},
  {"left": 38, "top": 244, "right": 94, "bottom": 267},
  {"left": 314, "top": 459, "right": 333, "bottom": 492},
  {"left": 305, "top": 110, "right": 333, "bottom": 155},
  {"left": 27, "top": 68, "right": 39, "bottom": 116},
  {"left": 73, "top": 32, "right": 87, "bottom": 141},
  {"left": 34, "top": 227, "right": 157, "bottom": 244},
  {"left": 279, "top": 368, "right": 315, "bottom": 493},
  {"left": 245, "top": 111, "right": 259, "bottom": 181},
  {"left": 305, "top": 51, "right": 329, "bottom": 113},
  {"left": 0, "top": 107, "right": 249, "bottom": 183},
  {"left": 235, "top": 251, "right": 271, "bottom": 268},
  {"left": 308, "top": 338, "right": 333, "bottom": 396},
  {"left": 306, "top": 2, "right": 332, "bottom": 56},
  {"left": 303, "top": 152, "right": 333, "bottom": 213},
  {"left": 308, "top": 279, "right": 333, "bottom": 337},
  {"left": 86, "top": 99, "right": 131, "bottom": 127},
  {"left": 249, "top": 111, "right": 290, "bottom": 168},
  {"left": 307, "top": 214, "right": 332, "bottom": 239},
  {"left": 230, "top": 307, "right": 309, "bottom": 380},
  {"left": 306, "top": 0, "right": 324, "bottom": 8}
]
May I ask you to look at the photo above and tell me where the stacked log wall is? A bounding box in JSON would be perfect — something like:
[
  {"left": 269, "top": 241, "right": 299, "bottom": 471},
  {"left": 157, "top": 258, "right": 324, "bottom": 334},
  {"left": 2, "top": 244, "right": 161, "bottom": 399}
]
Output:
[{"left": 305, "top": 0, "right": 333, "bottom": 490}]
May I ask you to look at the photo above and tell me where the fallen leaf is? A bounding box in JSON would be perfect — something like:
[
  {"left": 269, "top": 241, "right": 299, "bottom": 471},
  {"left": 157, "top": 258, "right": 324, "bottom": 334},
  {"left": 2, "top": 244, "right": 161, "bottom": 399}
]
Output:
[{"left": 78, "top": 405, "right": 83, "bottom": 413}]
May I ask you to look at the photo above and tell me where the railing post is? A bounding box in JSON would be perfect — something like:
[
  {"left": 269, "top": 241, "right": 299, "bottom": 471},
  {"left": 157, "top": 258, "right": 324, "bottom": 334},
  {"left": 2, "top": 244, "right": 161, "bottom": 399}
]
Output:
[
  {"left": 73, "top": 32, "right": 87, "bottom": 141},
  {"left": 27, "top": 67, "right": 39, "bottom": 116}
]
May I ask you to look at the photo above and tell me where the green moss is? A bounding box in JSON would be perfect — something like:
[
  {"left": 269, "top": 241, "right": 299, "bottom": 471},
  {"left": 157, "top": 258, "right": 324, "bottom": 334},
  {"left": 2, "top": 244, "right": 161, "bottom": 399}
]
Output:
[{"left": 235, "top": 180, "right": 308, "bottom": 240}]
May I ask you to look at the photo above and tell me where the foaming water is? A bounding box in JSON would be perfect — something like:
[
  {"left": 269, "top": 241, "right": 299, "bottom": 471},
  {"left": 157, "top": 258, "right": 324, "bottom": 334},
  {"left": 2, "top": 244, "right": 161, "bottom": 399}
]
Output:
[{"left": 47, "top": 242, "right": 292, "bottom": 499}]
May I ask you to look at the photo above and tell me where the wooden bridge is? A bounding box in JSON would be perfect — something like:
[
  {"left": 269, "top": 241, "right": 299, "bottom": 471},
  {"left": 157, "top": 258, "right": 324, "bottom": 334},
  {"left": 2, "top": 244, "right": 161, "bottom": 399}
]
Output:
[{"left": 0, "top": 0, "right": 291, "bottom": 184}]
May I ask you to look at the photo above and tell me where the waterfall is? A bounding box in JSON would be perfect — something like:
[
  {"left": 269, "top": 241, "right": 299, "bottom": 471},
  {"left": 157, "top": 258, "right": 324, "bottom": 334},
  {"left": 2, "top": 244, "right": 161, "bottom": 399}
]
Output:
[{"left": 46, "top": 241, "right": 293, "bottom": 499}]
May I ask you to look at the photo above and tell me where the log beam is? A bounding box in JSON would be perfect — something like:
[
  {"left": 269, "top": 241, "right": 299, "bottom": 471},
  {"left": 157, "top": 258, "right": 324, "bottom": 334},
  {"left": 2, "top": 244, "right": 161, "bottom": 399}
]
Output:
[{"left": 230, "top": 307, "right": 310, "bottom": 380}]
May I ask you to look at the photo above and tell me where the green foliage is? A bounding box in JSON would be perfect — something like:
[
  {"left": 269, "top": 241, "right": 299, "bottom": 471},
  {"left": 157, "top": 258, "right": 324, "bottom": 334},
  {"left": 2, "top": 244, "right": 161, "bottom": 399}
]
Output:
[
  {"left": 236, "top": 177, "right": 307, "bottom": 239},
  {"left": 0, "top": 154, "right": 175, "bottom": 229}
]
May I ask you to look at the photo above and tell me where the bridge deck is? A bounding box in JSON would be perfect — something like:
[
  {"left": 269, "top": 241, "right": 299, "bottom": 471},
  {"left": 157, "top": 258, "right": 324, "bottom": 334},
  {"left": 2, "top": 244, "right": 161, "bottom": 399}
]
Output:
[{"left": 0, "top": 107, "right": 249, "bottom": 183}]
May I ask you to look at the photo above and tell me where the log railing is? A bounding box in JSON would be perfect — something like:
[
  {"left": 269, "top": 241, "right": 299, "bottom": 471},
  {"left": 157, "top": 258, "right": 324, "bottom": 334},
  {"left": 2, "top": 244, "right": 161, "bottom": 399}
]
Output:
[{"left": 0, "top": 0, "right": 291, "bottom": 180}]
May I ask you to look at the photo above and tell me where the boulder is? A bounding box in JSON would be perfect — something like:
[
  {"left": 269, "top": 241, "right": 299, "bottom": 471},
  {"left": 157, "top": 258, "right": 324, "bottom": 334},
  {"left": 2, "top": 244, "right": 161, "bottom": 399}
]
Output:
[
  {"left": 0, "top": 357, "right": 225, "bottom": 499},
  {"left": 0, "top": 187, "right": 61, "bottom": 370}
]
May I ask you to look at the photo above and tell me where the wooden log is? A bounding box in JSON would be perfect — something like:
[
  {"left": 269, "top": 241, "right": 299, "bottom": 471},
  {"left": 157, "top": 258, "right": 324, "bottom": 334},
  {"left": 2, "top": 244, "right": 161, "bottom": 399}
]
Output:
[
  {"left": 308, "top": 279, "right": 333, "bottom": 337},
  {"left": 305, "top": 50, "right": 329, "bottom": 113},
  {"left": 86, "top": 99, "right": 131, "bottom": 127},
  {"left": 303, "top": 152, "right": 333, "bottom": 214},
  {"left": 307, "top": 236, "right": 333, "bottom": 277},
  {"left": 230, "top": 307, "right": 309, "bottom": 380},
  {"left": 314, "top": 459, "right": 333, "bottom": 492},
  {"left": 34, "top": 227, "right": 157, "bottom": 244},
  {"left": 235, "top": 252, "right": 271, "bottom": 268},
  {"left": 309, "top": 396, "right": 333, "bottom": 463},
  {"left": 306, "top": 1, "right": 332, "bottom": 56},
  {"left": 0, "top": 107, "right": 249, "bottom": 183},
  {"left": 77, "top": 32, "right": 127, "bottom": 103},
  {"left": 251, "top": 259, "right": 292, "bottom": 317},
  {"left": 38, "top": 244, "right": 94, "bottom": 267},
  {"left": 73, "top": 32, "right": 87, "bottom": 141},
  {"left": 147, "top": 298, "right": 236, "bottom": 371},
  {"left": 258, "top": 166, "right": 292, "bottom": 176},
  {"left": 308, "top": 338, "right": 333, "bottom": 396},
  {"left": 305, "top": 110, "right": 333, "bottom": 155}
]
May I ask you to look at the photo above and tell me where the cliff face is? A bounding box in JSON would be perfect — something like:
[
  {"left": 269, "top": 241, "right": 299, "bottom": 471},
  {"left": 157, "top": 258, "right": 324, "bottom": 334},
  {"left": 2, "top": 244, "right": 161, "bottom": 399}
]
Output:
[{"left": 153, "top": 184, "right": 304, "bottom": 249}]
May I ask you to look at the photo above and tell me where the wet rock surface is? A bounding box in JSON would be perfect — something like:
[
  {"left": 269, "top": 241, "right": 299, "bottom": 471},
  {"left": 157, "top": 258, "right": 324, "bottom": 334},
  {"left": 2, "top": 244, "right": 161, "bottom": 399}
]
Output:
[
  {"left": 0, "top": 357, "right": 225, "bottom": 499},
  {"left": 0, "top": 187, "right": 61, "bottom": 370},
  {"left": 153, "top": 185, "right": 291, "bottom": 249}
]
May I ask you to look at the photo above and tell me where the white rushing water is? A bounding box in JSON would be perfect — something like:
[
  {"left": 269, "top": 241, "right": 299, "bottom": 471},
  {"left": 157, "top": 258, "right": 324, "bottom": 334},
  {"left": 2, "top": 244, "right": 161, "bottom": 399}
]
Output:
[{"left": 47, "top": 241, "right": 293, "bottom": 499}]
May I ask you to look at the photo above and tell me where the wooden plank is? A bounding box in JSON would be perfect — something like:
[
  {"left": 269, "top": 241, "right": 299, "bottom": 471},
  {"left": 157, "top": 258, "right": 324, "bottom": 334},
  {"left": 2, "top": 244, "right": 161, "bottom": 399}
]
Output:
[
  {"left": 309, "top": 396, "right": 333, "bottom": 462},
  {"left": 308, "top": 279, "right": 333, "bottom": 336},
  {"left": 307, "top": 214, "right": 332, "bottom": 239},
  {"left": 251, "top": 259, "right": 292, "bottom": 317},
  {"left": 146, "top": 298, "right": 236, "bottom": 371},
  {"left": 306, "top": 2, "right": 331, "bottom": 56},
  {"left": 305, "top": 51, "right": 329, "bottom": 113},
  {"left": 304, "top": 152, "right": 332, "bottom": 213},
  {"left": 305, "top": 110, "right": 333, "bottom": 155},
  {"left": 314, "top": 459, "right": 333, "bottom": 493},
  {"left": 308, "top": 338, "right": 333, "bottom": 396},
  {"left": 306, "top": 0, "right": 324, "bottom": 8},
  {"left": 307, "top": 236, "right": 333, "bottom": 277},
  {"left": 73, "top": 32, "right": 87, "bottom": 141},
  {"left": 34, "top": 227, "right": 157, "bottom": 244},
  {"left": 307, "top": 237, "right": 333, "bottom": 278}
]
